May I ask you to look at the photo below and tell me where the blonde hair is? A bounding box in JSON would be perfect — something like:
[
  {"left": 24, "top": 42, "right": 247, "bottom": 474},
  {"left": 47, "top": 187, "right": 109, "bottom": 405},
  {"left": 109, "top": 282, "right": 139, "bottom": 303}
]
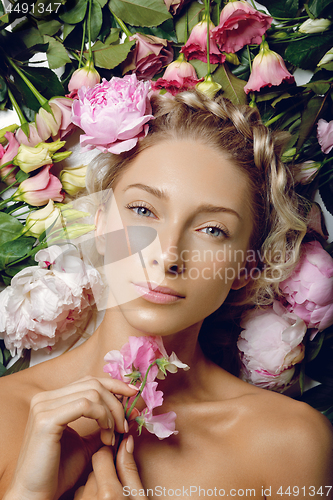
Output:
[{"left": 87, "top": 90, "right": 307, "bottom": 308}]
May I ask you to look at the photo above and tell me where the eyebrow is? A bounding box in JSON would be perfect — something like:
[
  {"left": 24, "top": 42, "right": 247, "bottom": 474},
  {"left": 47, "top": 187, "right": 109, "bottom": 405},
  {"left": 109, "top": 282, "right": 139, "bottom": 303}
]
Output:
[{"left": 123, "top": 183, "right": 242, "bottom": 220}]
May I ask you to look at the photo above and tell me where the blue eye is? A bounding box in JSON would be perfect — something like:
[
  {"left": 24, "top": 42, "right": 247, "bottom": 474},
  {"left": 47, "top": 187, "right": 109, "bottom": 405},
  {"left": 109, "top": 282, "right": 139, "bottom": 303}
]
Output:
[
  {"left": 133, "top": 206, "right": 152, "bottom": 217},
  {"left": 200, "top": 226, "right": 227, "bottom": 238}
]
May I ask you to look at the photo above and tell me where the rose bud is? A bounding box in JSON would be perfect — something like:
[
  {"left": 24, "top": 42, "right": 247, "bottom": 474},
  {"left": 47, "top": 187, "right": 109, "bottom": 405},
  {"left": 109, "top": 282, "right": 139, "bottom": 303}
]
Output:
[
  {"left": 15, "top": 123, "right": 43, "bottom": 147},
  {"left": 299, "top": 18, "right": 331, "bottom": 34},
  {"left": 59, "top": 164, "right": 87, "bottom": 195},
  {"left": 180, "top": 17, "right": 225, "bottom": 64},
  {"left": 68, "top": 60, "right": 101, "bottom": 99},
  {"left": 317, "top": 118, "right": 333, "bottom": 154},
  {"left": 151, "top": 55, "right": 201, "bottom": 96},
  {"left": 196, "top": 75, "right": 222, "bottom": 99},
  {"left": 25, "top": 199, "right": 61, "bottom": 238},
  {"left": 13, "top": 165, "right": 64, "bottom": 206}
]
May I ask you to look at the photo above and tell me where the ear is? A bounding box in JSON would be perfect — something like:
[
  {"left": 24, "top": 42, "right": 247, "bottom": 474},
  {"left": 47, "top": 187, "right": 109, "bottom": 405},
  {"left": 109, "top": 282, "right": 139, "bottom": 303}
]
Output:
[
  {"left": 231, "top": 259, "right": 258, "bottom": 290},
  {"left": 95, "top": 207, "right": 106, "bottom": 256}
]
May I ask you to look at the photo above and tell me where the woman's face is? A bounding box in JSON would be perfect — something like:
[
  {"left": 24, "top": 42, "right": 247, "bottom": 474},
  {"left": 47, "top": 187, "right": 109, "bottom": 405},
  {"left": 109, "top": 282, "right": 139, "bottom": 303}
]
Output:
[{"left": 96, "top": 139, "right": 254, "bottom": 336}]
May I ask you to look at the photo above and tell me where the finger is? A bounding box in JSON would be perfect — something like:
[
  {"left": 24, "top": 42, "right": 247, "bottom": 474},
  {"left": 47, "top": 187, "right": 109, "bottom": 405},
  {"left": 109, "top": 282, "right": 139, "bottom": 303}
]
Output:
[
  {"left": 116, "top": 436, "right": 148, "bottom": 499},
  {"left": 73, "top": 471, "right": 98, "bottom": 500}
]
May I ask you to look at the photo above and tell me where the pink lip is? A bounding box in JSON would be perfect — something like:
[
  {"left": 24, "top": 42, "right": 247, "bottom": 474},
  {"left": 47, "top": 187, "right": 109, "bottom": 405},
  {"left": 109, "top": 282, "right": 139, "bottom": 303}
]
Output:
[{"left": 132, "top": 282, "right": 185, "bottom": 304}]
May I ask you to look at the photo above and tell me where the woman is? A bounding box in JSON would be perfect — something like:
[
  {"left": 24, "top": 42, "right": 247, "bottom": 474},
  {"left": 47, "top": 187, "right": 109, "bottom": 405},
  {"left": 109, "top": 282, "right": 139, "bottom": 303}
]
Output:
[{"left": 0, "top": 90, "right": 332, "bottom": 500}]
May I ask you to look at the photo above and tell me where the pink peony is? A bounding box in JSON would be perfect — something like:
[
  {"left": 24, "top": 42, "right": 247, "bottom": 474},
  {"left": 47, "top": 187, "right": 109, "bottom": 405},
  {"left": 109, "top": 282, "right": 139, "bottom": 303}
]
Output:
[
  {"left": 136, "top": 410, "right": 178, "bottom": 439},
  {"left": 13, "top": 165, "right": 64, "bottom": 206},
  {"left": 244, "top": 41, "right": 294, "bottom": 94},
  {"left": 212, "top": 1, "right": 272, "bottom": 53},
  {"left": 237, "top": 302, "right": 307, "bottom": 391},
  {"left": 180, "top": 18, "right": 225, "bottom": 64},
  {"left": 0, "top": 245, "right": 104, "bottom": 356},
  {"left": 152, "top": 56, "right": 201, "bottom": 96},
  {"left": 15, "top": 123, "right": 43, "bottom": 147},
  {"left": 279, "top": 241, "right": 333, "bottom": 332},
  {"left": 71, "top": 74, "right": 154, "bottom": 154},
  {"left": 317, "top": 119, "right": 333, "bottom": 154},
  {"left": 124, "top": 34, "right": 174, "bottom": 80},
  {"left": 68, "top": 61, "right": 101, "bottom": 100}
]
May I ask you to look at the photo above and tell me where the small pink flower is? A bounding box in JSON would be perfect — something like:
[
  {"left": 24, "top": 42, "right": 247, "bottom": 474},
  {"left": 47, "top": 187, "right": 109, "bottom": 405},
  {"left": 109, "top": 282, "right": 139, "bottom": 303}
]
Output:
[
  {"left": 137, "top": 410, "right": 178, "bottom": 439},
  {"left": 71, "top": 74, "right": 154, "bottom": 154},
  {"left": 15, "top": 123, "right": 43, "bottom": 147},
  {"left": 0, "top": 132, "right": 19, "bottom": 167},
  {"left": 152, "top": 57, "right": 201, "bottom": 96},
  {"left": 212, "top": 1, "right": 272, "bottom": 53},
  {"left": 180, "top": 18, "right": 225, "bottom": 64},
  {"left": 244, "top": 41, "right": 294, "bottom": 94},
  {"left": 51, "top": 97, "right": 76, "bottom": 139},
  {"left": 13, "top": 165, "right": 64, "bottom": 206},
  {"left": 317, "top": 119, "right": 333, "bottom": 154},
  {"left": 237, "top": 301, "right": 307, "bottom": 391},
  {"left": 279, "top": 241, "right": 333, "bottom": 332},
  {"left": 124, "top": 34, "right": 173, "bottom": 80},
  {"left": 36, "top": 98, "right": 74, "bottom": 142},
  {"left": 294, "top": 161, "right": 321, "bottom": 184},
  {"left": 68, "top": 61, "right": 101, "bottom": 99},
  {"left": 141, "top": 381, "right": 163, "bottom": 412}
]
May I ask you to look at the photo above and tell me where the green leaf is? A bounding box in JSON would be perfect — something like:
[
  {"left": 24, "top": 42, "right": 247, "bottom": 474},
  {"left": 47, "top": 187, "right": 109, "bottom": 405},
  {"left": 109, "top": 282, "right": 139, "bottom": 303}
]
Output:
[
  {"left": 38, "top": 19, "right": 62, "bottom": 36},
  {"left": 303, "top": 81, "right": 330, "bottom": 96},
  {"left": 297, "top": 384, "right": 333, "bottom": 412},
  {"left": 43, "top": 35, "right": 71, "bottom": 69},
  {"left": 91, "top": 39, "right": 135, "bottom": 68},
  {"left": 0, "top": 213, "right": 24, "bottom": 246},
  {"left": 0, "top": 124, "right": 19, "bottom": 145},
  {"left": 285, "top": 33, "right": 333, "bottom": 70},
  {"left": 296, "top": 95, "right": 325, "bottom": 151},
  {"left": 0, "top": 0, "right": 9, "bottom": 24},
  {"left": 95, "top": 0, "right": 108, "bottom": 7},
  {"left": 255, "top": 0, "right": 298, "bottom": 18},
  {"left": 4, "top": 257, "right": 37, "bottom": 277},
  {"left": 109, "top": 0, "right": 172, "bottom": 27},
  {"left": 308, "top": 0, "right": 333, "bottom": 17},
  {"left": 15, "top": 170, "right": 29, "bottom": 183},
  {"left": 20, "top": 65, "right": 65, "bottom": 99},
  {"left": 63, "top": 22, "right": 76, "bottom": 39},
  {"left": 2, "top": 350, "right": 31, "bottom": 376},
  {"left": 175, "top": 1, "right": 203, "bottom": 44},
  {"left": 213, "top": 63, "right": 247, "bottom": 105},
  {"left": 138, "top": 18, "right": 178, "bottom": 43},
  {"left": 305, "top": 330, "right": 326, "bottom": 362},
  {"left": 104, "top": 27, "right": 120, "bottom": 44},
  {"left": 0, "top": 74, "right": 7, "bottom": 101},
  {"left": 190, "top": 59, "right": 217, "bottom": 78},
  {"left": 90, "top": 0, "right": 103, "bottom": 41},
  {"left": 59, "top": 0, "right": 88, "bottom": 24},
  {"left": 0, "top": 236, "right": 35, "bottom": 271}
]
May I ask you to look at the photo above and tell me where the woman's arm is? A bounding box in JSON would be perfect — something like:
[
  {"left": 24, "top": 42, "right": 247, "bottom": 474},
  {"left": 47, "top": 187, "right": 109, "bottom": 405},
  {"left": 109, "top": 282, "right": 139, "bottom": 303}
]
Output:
[{"left": 2, "top": 376, "right": 138, "bottom": 500}]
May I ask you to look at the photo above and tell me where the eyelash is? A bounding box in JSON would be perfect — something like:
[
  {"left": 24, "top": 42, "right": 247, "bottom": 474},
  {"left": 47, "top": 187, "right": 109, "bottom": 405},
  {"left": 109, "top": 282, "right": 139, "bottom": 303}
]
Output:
[{"left": 126, "top": 203, "right": 230, "bottom": 239}]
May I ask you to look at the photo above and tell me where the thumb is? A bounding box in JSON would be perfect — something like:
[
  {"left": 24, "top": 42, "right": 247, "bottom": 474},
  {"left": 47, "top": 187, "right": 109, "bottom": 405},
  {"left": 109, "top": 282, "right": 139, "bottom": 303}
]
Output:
[{"left": 116, "top": 435, "right": 147, "bottom": 499}]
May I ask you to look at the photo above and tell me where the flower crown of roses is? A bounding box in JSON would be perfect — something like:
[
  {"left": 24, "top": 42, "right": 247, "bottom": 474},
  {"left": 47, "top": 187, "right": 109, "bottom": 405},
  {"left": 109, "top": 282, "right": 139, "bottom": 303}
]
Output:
[{"left": 71, "top": 73, "right": 155, "bottom": 155}]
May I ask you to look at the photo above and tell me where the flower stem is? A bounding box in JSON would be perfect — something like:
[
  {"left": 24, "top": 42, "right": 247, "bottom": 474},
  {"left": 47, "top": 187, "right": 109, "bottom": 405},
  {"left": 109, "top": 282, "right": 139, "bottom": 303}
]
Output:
[
  {"left": 7, "top": 58, "right": 50, "bottom": 111},
  {"left": 184, "top": 8, "right": 188, "bottom": 43},
  {"left": 79, "top": 19, "right": 87, "bottom": 68},
  {"left": 87, "top": 0, "right": 93, "bottom": 63},
  {"left": 204, "top": 0, "right": 211, "bottom": 76},
  {"left": 7, "top": 88, "right": 29, "bottom": 138},
  {"left": 110, "top": 11, "right": 132, "bottom": 38},
  {"left": 125, "top": 361, "right": 158, "bottom": 420}
]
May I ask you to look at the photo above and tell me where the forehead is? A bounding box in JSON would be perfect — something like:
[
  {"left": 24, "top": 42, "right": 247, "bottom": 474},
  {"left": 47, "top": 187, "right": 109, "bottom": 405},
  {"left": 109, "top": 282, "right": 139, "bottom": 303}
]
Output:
[{"left": 115, "top": 140, "right": 252, "bottom": 216}]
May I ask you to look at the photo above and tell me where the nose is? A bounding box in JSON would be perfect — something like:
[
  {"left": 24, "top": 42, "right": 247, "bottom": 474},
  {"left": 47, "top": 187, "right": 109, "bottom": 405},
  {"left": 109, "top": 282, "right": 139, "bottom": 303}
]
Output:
[{"left": 150, "top": 232, "right": 186, "bottom": 276}]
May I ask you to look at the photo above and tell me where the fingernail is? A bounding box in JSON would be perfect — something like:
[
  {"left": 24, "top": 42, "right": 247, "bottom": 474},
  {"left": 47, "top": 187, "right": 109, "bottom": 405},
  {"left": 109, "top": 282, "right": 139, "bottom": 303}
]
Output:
[
  {"left": 124, "top": 419, "right": 129, "bottom": 433},
  {"left": 108, "top": 418, "right": 113, "bottom": 429},
  {"left": 126, "top": 435, "right": 134, "bottom": 454},
  {"left": 111, "top": 433, "right": 115, "bottom": 446},
  {"left": 128, "top": 384, "right": 138, "bottom": 390}
]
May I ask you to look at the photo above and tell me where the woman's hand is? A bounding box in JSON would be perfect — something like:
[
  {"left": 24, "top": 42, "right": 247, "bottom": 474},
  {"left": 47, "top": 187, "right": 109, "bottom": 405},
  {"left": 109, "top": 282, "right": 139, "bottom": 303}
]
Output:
[
  {"left": 4, "top": 376, "right": 138, "bottom": 500},
  {"left": 74, "top": 436, "right": 147, "bottom": 500}
]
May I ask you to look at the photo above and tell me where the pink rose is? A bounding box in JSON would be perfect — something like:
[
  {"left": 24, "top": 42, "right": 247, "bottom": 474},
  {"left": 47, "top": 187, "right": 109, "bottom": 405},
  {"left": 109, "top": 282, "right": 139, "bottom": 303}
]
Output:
[
  {"left": 279, "top": 241, "right": 333, "bottom": 332},
  {"left": 180, "top": 18, "right": 225, "bottom": 64},
  {"left": 13, "top": 165, "right": 64, "bottom": 206},
  {"left": 15, "top": 123, "right": 43, "bottom": 147},
  {"left": 124, "top": 34, "right": 173, "bottom": 80},
  {"left": 152, "top": 57, "right": 201, "bottom": 96},
  {"left": 317, "top": 118, "right": 333, "bottom": 154},
  {"left": 71, "top": 74, "right": 154, "bottom": 154},
  {"left": 212, "top": 1, "right": 272, "bottom": 53},
  {"left": 237, "top": 302, "right": 307, "bottom": 391},
  {"left": 0, "top": 245, "right": 103, "bottom": 356},
  {"left": 68, "top": 61, "right": 101, "bottom": 100},
  {"left": 244, "top": 41, "right": 294, "bottom": 94}
]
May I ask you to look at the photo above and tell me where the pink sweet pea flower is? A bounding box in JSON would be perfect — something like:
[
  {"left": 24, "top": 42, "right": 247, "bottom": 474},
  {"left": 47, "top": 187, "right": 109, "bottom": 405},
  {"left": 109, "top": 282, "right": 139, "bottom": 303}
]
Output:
[
  {"left": 317, "top": 119, "right": 333, "bottom": 154},
  {"left": 212, "top": 1, "right": 272, "bottom": 53},
  {"left": 141, "top": 381, "right": 163, "bottom": 412},
  {"left": 13, "top": 165, "right": 64, "bottom": 206},
  {"left": 15, "top": 123, "right": 43, "bottom": 147},
  {"left": 68, "top": 60, "right": 101, "bottom": 100},
  {"left": 237, "top": 301, "right": 307, "bottom": 391},
  {"left": 152, "top": 56, "right": 201, "bottom": 96},
  {"left": 244, "top": 40, "right": 294, "bottom": 94},
  {"left": 124, "top": 34, "right": 174, "bottom": 80},
  {"left": 180, "top": 17, "right": 225, "bottom": 64},
  {"left": 136, "top": 410, "right": 178, "bottom": 439},
  {"left": 279, "top": 241, "right": 333, "bottom": 333},
  {"left": 71, "top": 74, "right": 154, "bottom": 154}
]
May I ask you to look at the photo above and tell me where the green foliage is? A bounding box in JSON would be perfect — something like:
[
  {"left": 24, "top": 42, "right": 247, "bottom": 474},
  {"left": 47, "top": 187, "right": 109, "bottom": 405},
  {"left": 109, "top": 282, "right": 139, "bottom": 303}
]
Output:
[
  {"left": 255, "top": 0, "right": 299, "bottom": 19},
  {"left": 109, "top": 0, "right": 171, "bottom": 27},
  {"left": 213, "top": 63, "right": 247, "bottom": 105},
  {"left": 91, "top": 38, "right": 135, "bottom": 68},
  {"left": 285, "top": 33, "right": 333, "bottom": 70}
]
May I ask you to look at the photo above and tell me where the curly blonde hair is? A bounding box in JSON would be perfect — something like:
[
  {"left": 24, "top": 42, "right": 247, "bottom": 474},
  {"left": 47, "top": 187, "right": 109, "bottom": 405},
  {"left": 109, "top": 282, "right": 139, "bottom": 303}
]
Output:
[{"left": 87, "top": 90, "right": 307, "bottom": 308}]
